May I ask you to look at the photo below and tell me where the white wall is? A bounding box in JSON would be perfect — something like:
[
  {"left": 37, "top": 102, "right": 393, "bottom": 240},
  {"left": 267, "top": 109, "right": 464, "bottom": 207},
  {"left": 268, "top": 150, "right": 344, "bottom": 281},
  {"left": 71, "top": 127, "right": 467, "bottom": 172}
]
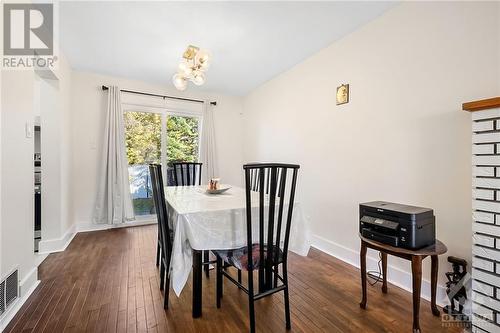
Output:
[
  {"left": 0, "top": 52, "right": 73, "bottom": 328},
  {"left": 242, "top": 1, "right": 500, "bottom": 296},
  {"left": 1, "top": 69, "right": 38, "bottom": 300},
  {"left": 58, "top": 56, "right": 74, "bottom": 236},
  {"left": 0, "top": 49, "right": 2, "bottom": 297},
  {"left": 70, "top": 71, "right": 244, "bottom": 227},
  {"left": 0, "top": 56, "right": 2, "bottom": 298},
  {"left": 39, "top": 78, "right": 61, "bottom": 241},
  {"left": 498, "top": 3, "right": 500, "bottom": 92},
  {"left": 36, "top": 54, "right": 74, "bottom": 253}
]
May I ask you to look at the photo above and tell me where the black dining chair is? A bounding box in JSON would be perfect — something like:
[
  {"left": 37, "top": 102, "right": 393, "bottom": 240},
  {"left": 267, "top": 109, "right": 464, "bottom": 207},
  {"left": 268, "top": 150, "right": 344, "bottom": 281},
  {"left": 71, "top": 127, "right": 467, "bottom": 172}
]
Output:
[
  {"left": 170, "top": 161, "right": 215, "bottom": 278},
  {"left": 214, "top": 163, "right": 300, "bottom": 333},
  {"left": 161, "top": 162, "right": 202, "bottom": 267},
  {"left": 249, "top": 167, "right": 284, "bottom": 196},
  {"left": 149, "top": 164, "right": 173, "bottom": 309},
  {"left": 153, "top": 166, "right": 162, "bottom": 268},
  {"left": 169, "top": 162, "right": 203, "bottom": 262},
  {"left": 153, "top": 164, "right": 163, "bottom": 269},
  {"left": 172, "top": 162, "right": 203, "bottom": 186}
]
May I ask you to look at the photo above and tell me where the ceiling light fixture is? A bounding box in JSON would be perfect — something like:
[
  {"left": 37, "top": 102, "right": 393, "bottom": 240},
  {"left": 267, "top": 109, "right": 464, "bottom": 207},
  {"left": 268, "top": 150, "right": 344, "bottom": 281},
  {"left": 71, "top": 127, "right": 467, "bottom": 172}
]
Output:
[{"left": 172, "top": 45, "right": 211, "bottom": 91}]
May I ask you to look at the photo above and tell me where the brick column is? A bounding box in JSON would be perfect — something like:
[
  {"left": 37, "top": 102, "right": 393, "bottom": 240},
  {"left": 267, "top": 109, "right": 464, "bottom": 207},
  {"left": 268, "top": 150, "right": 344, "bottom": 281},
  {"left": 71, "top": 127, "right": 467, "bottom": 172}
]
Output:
[{"left": 464, "top": 97, "right": 500, "bottom": 333}]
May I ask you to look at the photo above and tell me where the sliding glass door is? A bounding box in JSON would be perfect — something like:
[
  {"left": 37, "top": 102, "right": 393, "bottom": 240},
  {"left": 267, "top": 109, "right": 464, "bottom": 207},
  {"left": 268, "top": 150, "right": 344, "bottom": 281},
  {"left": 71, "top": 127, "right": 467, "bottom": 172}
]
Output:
[
  {"left": 124, "top": 111, "right": 161, "bottom": 216},
  {"left": 123, "top": 107, "right": 202, "bottom": 218}
]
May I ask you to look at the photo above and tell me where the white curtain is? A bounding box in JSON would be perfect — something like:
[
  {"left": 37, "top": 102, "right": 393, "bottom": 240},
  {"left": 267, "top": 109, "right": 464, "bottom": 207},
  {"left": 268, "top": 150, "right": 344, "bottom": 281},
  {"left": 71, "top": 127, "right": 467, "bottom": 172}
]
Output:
[
  {"left": 93, "top": 86, "right": 135, "bottom": 224},
  {"left": 200, "top": 101, "right": 219, "bottom": 184}
]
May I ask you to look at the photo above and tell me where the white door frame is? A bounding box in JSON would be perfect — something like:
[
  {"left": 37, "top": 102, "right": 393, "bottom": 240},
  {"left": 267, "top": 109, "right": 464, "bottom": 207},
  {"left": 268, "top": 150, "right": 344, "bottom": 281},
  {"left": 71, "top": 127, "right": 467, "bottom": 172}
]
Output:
[{"left": 121, "top": 101, "right": 203, "bottom": 221}]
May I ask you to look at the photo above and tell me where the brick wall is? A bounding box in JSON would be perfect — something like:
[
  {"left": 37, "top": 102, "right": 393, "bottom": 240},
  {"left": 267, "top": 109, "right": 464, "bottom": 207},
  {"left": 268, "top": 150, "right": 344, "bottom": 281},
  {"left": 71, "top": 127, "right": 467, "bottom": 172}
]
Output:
[{"left": 472, "top": 108, "right": 500, "bottom": 333}]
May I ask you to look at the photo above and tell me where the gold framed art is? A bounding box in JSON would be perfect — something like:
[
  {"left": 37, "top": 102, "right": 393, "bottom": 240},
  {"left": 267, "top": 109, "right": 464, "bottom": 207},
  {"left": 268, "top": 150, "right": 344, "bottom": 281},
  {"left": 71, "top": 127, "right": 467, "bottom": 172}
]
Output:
[{"left": 336, "top": 84, "right": 349, "bottom": 105}]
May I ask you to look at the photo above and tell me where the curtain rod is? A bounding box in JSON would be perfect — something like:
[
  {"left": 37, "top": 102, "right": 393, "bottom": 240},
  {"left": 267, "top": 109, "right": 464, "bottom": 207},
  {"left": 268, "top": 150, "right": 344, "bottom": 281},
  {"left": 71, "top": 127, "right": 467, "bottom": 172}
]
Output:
[{"left": 101, "top": 85, "right": 217, "bottom": 106}]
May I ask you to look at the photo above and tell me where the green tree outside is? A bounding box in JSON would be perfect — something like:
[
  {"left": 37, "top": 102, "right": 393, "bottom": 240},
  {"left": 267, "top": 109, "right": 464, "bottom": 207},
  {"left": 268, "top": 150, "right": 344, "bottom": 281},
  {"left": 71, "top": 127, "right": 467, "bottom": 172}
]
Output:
[
  {"left": 166, "top": 115, "right": 199, "bottom": 164},
  {"left": 124, "top": 111, "right": 161, "bottom": 165},
  {"left": 124, "top": 112, "right": 200, "bottom": 165}
]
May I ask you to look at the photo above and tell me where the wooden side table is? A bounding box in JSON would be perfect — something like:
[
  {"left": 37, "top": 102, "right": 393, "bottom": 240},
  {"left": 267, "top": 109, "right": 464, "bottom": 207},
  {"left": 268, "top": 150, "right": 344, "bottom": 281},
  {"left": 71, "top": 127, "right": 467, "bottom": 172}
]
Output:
[{"left": 359, "top": 234, "right": 447, "bottom": 333}]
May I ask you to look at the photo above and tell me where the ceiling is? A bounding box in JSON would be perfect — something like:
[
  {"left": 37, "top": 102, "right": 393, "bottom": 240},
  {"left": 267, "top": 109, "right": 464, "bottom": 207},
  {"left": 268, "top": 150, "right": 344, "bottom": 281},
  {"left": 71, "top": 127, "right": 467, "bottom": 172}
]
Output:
[{"left": 60, "top": 2, "right": 396, "bottom": 96}]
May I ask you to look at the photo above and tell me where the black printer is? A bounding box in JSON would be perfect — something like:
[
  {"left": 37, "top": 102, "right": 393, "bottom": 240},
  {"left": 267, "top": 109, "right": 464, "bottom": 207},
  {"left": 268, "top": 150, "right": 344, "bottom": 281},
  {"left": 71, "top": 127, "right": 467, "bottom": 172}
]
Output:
[{"left": 359, "top": 201, "right": 436, "bottom": 249}]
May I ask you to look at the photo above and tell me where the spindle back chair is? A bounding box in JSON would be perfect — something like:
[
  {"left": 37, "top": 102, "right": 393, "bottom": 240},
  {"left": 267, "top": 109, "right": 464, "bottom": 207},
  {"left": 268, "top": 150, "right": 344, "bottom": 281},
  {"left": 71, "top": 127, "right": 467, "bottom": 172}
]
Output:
[
  {"left": 172, "top": 162, "right": 202, "bottom": 186},
  {"left": 149, "top": 164, "right": 173, "bottom": 309},
  {"left": 215, "top": 163, "right": 300, "bottom": 333}
]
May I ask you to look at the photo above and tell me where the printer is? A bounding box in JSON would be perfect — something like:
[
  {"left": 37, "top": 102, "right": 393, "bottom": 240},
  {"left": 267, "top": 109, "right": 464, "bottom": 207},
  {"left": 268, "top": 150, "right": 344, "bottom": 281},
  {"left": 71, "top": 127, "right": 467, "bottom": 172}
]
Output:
[{"left": 359, "top": 201, "right": 435, "bottom": 249}]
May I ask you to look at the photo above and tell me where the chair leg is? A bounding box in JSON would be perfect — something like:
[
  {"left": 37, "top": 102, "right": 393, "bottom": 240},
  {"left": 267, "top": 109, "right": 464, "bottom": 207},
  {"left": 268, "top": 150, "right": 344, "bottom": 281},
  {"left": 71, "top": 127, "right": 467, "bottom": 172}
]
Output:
[
  {"left": 156, "top": 242, "right": 160, "bottom": 267},
  {"left": 204, "top": 251, "right": 210, "bottom": 278},
  {"left": 283, "top": 265, "right": 291, "bottom": 330},
  {"left": 284, "top": 286, "right": 291, "bottom": 330},
  {"left": 273, "top": 265, "right": 278, "bottom": 288},
  {"left": 248, "top": 269, "right": 256, "bottom": 333},
  {"left": 159, "top": 260, "right": 165, "bottom": 291},
  {"left": 216, "top": 257, "right": 222, "bottom": 308},
  {"left": 164, "top": 275, "right": 170, "bottom": 309}
]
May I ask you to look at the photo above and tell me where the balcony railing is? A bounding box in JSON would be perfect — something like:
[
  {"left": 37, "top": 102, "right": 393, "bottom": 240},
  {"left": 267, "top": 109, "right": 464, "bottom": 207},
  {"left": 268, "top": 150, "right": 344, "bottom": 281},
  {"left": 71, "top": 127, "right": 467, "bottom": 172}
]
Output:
[{"left": 128, "top": 165, "right": 176, "bottom": 216}]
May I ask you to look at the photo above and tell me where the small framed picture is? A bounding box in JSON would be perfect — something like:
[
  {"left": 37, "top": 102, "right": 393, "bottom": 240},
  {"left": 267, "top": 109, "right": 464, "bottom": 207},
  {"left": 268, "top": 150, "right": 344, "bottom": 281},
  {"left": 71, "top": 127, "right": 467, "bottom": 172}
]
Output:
[{"left": 336, "top": 84, "right": 349, "bottom": 105}]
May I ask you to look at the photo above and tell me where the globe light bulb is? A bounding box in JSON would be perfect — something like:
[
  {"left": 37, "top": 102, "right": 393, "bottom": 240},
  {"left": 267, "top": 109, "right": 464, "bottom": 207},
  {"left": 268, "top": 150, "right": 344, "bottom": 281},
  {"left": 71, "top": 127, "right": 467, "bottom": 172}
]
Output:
[
  {"left": 178, "top": 61, "right": 193, "bottom": 76},
  {"left": 173, "top": 47, "right": 211, "bottom": 90},
  {"left": 199, "top": 60, "right": 210, "bottom": 70},
  {"left": 192, "top": 72, "right": 205, "bottom": 86},
  {"left": 196, "top": 49, "right": 211, "bottom": 69},
  {"left": 172, "top": 73, "right": 187, "bottom": 91}
]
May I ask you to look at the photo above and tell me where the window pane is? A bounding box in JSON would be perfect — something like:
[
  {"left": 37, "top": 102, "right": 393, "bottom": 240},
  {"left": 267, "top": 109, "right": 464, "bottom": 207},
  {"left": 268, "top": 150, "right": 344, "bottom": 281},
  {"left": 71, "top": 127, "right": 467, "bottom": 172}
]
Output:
[
  {"left": 166, "top": 115, "right": 201, "bottom": 186},
  {"left": 124, "top": 111, "right": 161, "bottom": 216},
  {"left": 166, "top": 115, "right": 200, "bottom": 164}
]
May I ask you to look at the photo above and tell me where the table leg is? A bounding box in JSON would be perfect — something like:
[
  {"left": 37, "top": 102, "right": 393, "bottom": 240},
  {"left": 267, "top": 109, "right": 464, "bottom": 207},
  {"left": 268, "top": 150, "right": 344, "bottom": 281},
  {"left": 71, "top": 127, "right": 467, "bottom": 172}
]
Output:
[
  {"left": 360, "top": 241, "right": 367, "bottom": 309},
  {"left": 192, "top": 250, "right": 202, "bottom": 318},
  {"left": 411, "top": 256, "right": 422, "bottom": 333},
  {"left": 381, "top": 252, "right": 388, "bottom": 294},
  {"left": 431, "top": 255, "right": 440, "bottom": 316}
]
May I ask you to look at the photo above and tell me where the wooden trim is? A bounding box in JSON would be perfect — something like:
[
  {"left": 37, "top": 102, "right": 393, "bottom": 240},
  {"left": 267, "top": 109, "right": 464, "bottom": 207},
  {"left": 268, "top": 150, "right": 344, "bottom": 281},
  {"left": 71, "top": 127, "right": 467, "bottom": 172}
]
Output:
[{"left": 462, "top": 97, "right": 500, "bottom": 112}]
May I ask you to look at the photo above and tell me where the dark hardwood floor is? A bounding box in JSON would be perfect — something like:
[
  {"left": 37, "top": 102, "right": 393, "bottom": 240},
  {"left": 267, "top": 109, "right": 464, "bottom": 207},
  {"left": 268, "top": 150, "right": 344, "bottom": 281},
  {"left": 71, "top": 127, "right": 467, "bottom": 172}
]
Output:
[{"left": 5, "top": 225, "right": 461, "bottom": 332}]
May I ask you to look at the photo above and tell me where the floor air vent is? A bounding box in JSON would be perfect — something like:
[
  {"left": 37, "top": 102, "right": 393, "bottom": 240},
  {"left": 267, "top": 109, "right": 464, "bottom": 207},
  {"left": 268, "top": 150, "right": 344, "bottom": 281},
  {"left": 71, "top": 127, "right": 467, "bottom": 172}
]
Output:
[
  {"left": 0, "top": 269, "right": 19, "bottom": 317},
  {"left": 0, "top": 280, "right": 5, "bottom": 316},
  {"left": 5, "top": 270, "right": 18, "bottom": 307}
]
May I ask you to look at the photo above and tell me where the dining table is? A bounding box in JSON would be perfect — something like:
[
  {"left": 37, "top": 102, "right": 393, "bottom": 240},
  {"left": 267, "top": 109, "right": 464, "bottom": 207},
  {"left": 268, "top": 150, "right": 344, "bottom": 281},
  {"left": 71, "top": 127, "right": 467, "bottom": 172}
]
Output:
[{"left": 165, "top": 184, "right": 310, "bottom": 318}]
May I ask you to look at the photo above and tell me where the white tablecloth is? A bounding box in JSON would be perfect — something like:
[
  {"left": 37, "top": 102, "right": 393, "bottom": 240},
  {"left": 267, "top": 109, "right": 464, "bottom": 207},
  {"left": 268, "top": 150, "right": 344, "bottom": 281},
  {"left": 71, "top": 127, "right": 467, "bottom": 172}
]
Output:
[{"left": 165, "top": 185, "right": 310, "bottom": 296}]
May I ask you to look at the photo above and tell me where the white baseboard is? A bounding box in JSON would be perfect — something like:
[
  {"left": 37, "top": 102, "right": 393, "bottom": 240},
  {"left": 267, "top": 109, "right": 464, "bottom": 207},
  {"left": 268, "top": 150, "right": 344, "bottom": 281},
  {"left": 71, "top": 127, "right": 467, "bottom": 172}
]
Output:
[
  {"left": 38, "top": 219, "right": 157, "bottom": 253},
  {"left": 0, "top": 268, "right": 40, "bottom": 331},
  {"left": 38, "top": 224, "right": 77, "bottom": 254},
  {"left": 76, "top": 219, "right": 157, "bottom": 233},
  {"left": 310, "top": 234, "right": 448, "bottom": 307},
  {"left": 34, "top": 253, "right": 49, "bottom": 267},
  {"left": 19, "top": 267, "right": 39, "bottom": 296}
]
